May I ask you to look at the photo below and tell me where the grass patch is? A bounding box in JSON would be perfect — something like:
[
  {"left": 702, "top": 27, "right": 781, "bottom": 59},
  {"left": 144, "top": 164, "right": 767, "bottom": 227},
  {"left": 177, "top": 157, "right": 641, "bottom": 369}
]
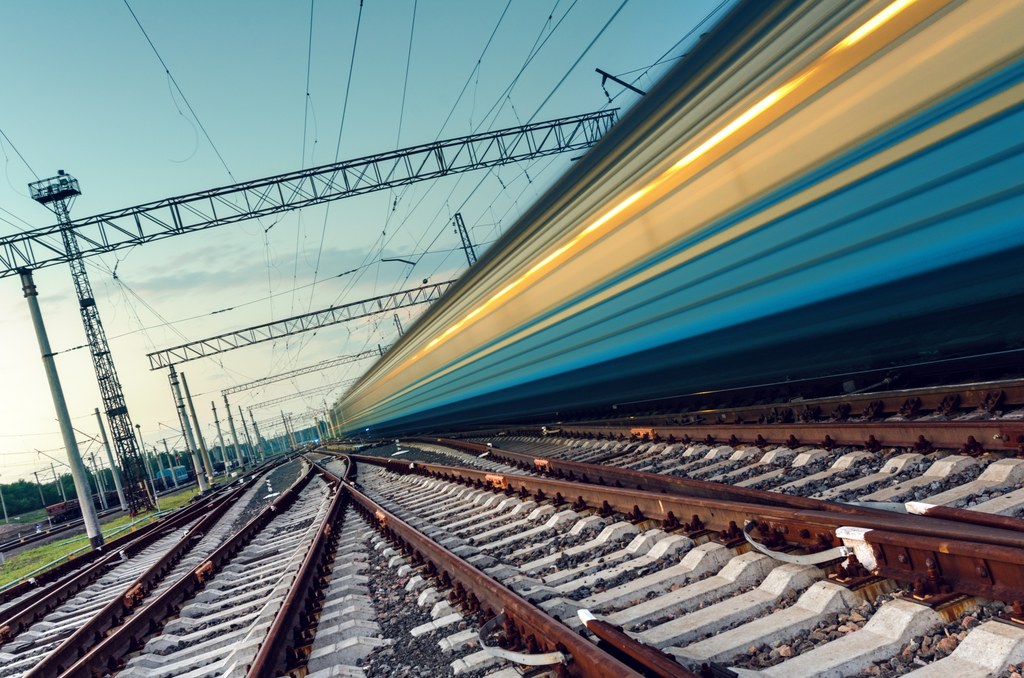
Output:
[{"left": 0, "top": 484, "right": 204, "bottom": 588}]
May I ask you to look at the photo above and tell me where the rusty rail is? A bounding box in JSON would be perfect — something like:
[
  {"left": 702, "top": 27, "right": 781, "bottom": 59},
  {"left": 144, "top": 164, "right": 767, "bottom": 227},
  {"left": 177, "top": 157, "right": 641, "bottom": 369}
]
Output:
[
  {"left": 346, "top": 454, "right": 1024, "bottom": 606},
  {"left": 58, "top": 465, "right": 318, "bottom": 678},
  {"left": 552, "top": 420, "right": 1024, "bottom": 455},
  {"left": 246, "top": 456, "right": 351, "bottom": 677},
  {"left": 0, "top": 489, "right": 220, "bottom": 644},
  {"left": 344, "top": 479, "right": 680, "bottom": 677},
  {"left": 578, "top": 610, "right": 700, "bottom": 677},
  {"left": 409, "top": 437, "right": 899, "bottom": 518},
  {"left": 24, "top": 478, "right": 259, "bottom": 678},
  {"left": 543, "top": 379, "right": 1024, "bottom": 432},
  {"left": 416, "top": 437, "right": 1024, "bottom": 529}
]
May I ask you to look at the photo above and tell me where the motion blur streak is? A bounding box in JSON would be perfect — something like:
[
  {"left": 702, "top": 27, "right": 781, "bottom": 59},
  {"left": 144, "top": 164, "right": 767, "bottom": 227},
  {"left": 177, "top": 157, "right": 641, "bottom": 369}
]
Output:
[
  {"left": 337, "top": 0, "right": 1024, "bottom": 434},
  {"left": 416, "top": 0, "right": 921, "bottom": 367}
]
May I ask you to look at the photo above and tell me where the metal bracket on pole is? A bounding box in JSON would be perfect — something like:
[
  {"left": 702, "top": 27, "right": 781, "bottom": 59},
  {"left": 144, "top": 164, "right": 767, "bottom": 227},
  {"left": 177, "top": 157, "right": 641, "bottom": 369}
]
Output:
[{"left": 595, "top": 68, "right": 647, "bottom": 96}]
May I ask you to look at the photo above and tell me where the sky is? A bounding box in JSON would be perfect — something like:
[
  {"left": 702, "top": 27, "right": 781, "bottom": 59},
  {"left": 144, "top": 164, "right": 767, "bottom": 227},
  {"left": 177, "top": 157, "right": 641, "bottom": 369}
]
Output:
[{"left": 0, "top": 0, "right": 730, "bottom": 483}]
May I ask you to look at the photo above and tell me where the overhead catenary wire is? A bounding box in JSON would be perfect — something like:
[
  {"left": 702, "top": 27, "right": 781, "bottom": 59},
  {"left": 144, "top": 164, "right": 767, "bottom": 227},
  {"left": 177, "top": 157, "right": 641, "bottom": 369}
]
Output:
[
  {"left": 122, "top": 0, "right": 236, "bottom": 183},
  {"left": 304, "top": 0, "right": 366, "bottom": 314},
  {"left": 290, "top": 0, "right": 319, "bottom": 319},
  {"left": 338, "top": 0, "right": 639, "bottom": 370},
  {"left": 410, "top": 0, "right": 629, "bottom": 283},
  {"left": 0, "top": 125, "right": 40, "bottom": 180},
  {"left": 359, "top": 0, "right": 617, "bottom": 318},
  {"left": 121, "top": 0, "right": 287, "bottom": 380},
  {"left": 525, "top": 0, "right": 628, "bottom": 125},
  {"left": 602, "top": 0, "right": 731, "bottom": 106},
  {"left": 342, "top": 0, "right": 579, "bottom": 303}
]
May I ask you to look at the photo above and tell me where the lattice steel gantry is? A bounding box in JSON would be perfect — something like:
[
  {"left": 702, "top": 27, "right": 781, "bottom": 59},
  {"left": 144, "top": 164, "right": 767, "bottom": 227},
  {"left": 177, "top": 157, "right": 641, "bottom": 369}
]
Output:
[{"left": 28, "top": 171, "right": 153, "bottom": 515}]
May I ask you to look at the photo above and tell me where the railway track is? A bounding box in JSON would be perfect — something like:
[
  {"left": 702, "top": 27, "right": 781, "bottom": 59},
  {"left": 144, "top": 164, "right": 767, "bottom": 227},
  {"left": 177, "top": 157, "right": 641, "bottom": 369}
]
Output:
[
  {"left": 0, "top": 457, "right": 298, "bottom": 677},
  {"left": 454, "top": 429, "right": 1024, "bottom": 518},
  {"left": 5, "top": 428, "right": 1022, "bottom": 677},
  {"left": 341, "top": 453, "right": 1024, "bottom": 677}
]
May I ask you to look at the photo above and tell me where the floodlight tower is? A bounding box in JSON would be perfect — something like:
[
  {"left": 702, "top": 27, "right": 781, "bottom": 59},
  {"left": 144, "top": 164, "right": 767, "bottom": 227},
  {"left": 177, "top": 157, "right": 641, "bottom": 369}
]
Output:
[{"left": 28, "top": 171, "right": 153, "bottom": 515}]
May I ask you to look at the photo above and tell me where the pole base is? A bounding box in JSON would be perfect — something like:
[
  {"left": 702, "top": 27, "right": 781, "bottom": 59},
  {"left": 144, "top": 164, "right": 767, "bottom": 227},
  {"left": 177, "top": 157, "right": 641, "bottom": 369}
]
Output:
[{"left": 89, "top": 534, "right": 105, "bottom": 549}]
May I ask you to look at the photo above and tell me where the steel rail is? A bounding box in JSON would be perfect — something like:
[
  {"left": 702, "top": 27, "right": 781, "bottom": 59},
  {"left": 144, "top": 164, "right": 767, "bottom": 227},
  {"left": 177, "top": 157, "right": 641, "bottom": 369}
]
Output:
[
  {"left": 840, "top": 526, "right": 1024, "bottom": 603},
  {"left": 579, "top": 611, "right": 700, "bottom": 678},
  {"left": 0, "top": 506, "right": 124, "bottom": 557},
  {"left": 24, "top": 478, "right": 259, "bottom": 677},
  {"left": 552, "top": 420, "right": 1024, "bottom": 455},
  {"left": 58, "top": 465, "right": 317, "bottom": 678},
  {"left": 246, "top": 456, "right": 351, "bottom": 677},
  {"left": 411, "top": 437, "right": 879, "bottom": 516},
  {"left": 348, "top": 453, "right": 1024, "bottom": 547},
  {"left": 345, "top": 454, "right": 1024, "bottom": 604},
  {"left": 0, "top": 490, "right": 219, "bottom": 639},
  {"left": 343, "top": 476, "right": 677, "bottom": 677},
  {"left": 417, "top": 437, "right": 1024, "bottom": 524},
  {"left": 13, "top": 449, "right": 298, "bottom": 625},
  {"left": 574, "top": 379, "right": 1024, "bottom": 430}
]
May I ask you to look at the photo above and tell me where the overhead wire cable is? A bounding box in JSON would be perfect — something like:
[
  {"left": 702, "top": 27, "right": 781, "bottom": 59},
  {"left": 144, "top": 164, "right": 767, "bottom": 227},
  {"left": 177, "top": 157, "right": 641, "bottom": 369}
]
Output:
[
  {"left": 525, "top": 0, "right": 628, "bottom": 124},
  {"left": 360, "top": 0, "right": 577, "bottom": 303},
  {"left": 366, "top": 0, "right": 582, "bottom": 312},
  {"left": 123, "top": 0, "right": 286, "bottom": 368},
  {"left": 349, "top": 0, "right": 517, "bottom": 296},
  {"left": 291, "top": 0, "right": 318, "bottom": 317},
  {"left": 305, "top": 0, "right": 365, "bottom": 312},
  {"left": 379, "top": 0, "right": 419, "bottom": 240},
  {"left": 353, "top": 0, "right": 628, "bottom": 358},
  {"left": 279, "top": 0, "right": 367, "bottom": 373},
  {"left": 308, "top": 1, "right": 592, "bottom": 368},
  {"left": 602, "top": 0, "right": 731, "bottom": 107},
  {"left": 0, "top": 125, "right": 39, "bottom": 180},
  {"left": 300, "top": 0, "right": 317, "bottom": 169},
  {"left": 433, "top": 0, "right": 513, "bottom": 140},
  {"left": 122, "top": 0, "right": 236, "bottom": 182},
  {"left": 408, "top": 0, "right": 625, "bottom": 286},
  {"left": 330, "top": 0, "right": 564, "bottom": 315}
]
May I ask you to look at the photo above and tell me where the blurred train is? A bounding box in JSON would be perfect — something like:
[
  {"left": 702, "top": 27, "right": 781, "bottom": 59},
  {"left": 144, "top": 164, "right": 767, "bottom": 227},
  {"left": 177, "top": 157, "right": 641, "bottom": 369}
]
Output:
[{"left": 337, "top": 0, "right": 1024, "bottom": 434}]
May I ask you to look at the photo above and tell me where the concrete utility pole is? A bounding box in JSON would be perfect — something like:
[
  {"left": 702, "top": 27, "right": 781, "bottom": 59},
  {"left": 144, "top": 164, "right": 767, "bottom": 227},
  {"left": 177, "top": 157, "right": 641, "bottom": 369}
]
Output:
[
  {"left": 223, "top": 395, "right": 245, "bottom": 470},
  {"left": 238, "top": 406, "right": 258, "bottom": 463},
  {"left": 31, "top": 472, "right": 51, "bottom": 526},
  {"left": 153, "top": 448, "right": 168, "bottom": 491},
  {"left": 88, "top": 454, "right": 108, "bottom": 510},
  {"left": 50, "top": 463, "right": 67, "bottom": 502},
  {"left": 167, "top": 366, "right": 209, "bottom": 491},
  {"left": 0, "top": 475, "right": 8, "bottom": 523},
  {"left": 161, "top": 439, "right": 180, "bottom": 488},
  {"left": 135, "top": 426, "right": 160, "bottom": 509},
  {"left": 211, "top": 402, "right": 230, "bottom": 471},
  {"left": 181, "top": 372, "right": 215, "bottom": 482},
  {"left": 20, "top": 270, "right": 103, "bottom": 546},
  {"left": 282, "top": 411, "right": 296, "bottom": 450},
  {"left": 92, "top": 453, "right": 108, "bottom": 493},
  {"left": 249, "top": 409, "right": 267, "bottom": 459},
  {"left": 95, "top": 408, "right": 128, "bottom": 511}
]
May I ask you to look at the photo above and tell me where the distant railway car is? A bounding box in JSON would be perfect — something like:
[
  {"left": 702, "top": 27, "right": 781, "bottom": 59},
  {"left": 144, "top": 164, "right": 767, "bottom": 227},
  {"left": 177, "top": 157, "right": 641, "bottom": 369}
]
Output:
[
  {"left": 157, "top": 466, "right": 191, "bottom": 487},
  {"left": 46, "top": 500, "right": 82, "bottom": 524}
]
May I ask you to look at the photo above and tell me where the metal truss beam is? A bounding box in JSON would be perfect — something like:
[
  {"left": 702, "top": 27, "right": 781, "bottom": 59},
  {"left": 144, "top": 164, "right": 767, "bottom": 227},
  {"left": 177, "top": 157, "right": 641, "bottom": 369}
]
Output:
[
  {"left": 0, "top": 110, "right": 616, "bottom": 277},
  {"left": 221, "top": 348, "right": 385, "bottom": 396},
  {"left": 249, "top": 381, "right": 357, "bottom": 410},
  {"left": 147, "top": 280, "right": 451, "bottom": 369}
]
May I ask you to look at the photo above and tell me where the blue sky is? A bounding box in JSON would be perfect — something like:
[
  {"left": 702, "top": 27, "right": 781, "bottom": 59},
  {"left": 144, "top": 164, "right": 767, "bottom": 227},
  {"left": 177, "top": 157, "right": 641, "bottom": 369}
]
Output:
[{"left": 0, "top": 0, "right": 729, "bottom": 482}]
